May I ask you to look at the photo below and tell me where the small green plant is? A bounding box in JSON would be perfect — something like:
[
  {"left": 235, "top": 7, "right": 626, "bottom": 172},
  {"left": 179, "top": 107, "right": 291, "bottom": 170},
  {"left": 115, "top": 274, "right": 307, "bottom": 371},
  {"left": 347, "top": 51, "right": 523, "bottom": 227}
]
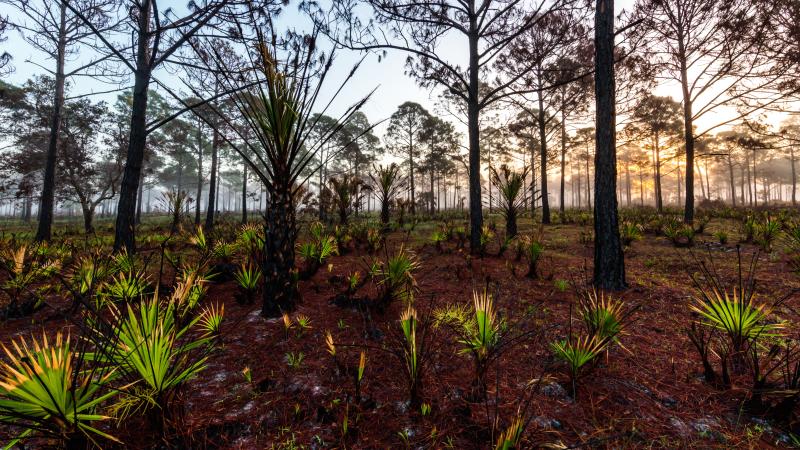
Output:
[
  {"left": 494, "top": 415, "right": 525, "bottom": 450},
  {"left": 103, "top": 270, "right": 150, "bottom": 304},
  {"left": 199, "top": 302, "right": 225, "bottom": 337},
  {"left": 756, "top": 216, "right": 781, "bottom": 252},
  {"left": 295, "top": 314, "right": 312, "bottom": 336},
  {"left": 714, "top": 230, "right": 729, "bottom": 245},
  {"left": 354, "top": 351, "right": 367, "bottom": 402},
  {"left": 478, "top": 224, "right": 495, "bottom": 256},
  {"left": 554, "top": 279, "right": 569, "bottom": 292},
  {"left": 371, "top": 245, "right": 420, "bottom": 305},
  {"left": 620, "top": 222, "right": 642, "bottom": 246},
  {"left": 242, "top": 366, "right": 252, "bottom": 383},
  {"left": 550, "top": 335, "right": 606, "bottom": 398},
  {"left": 430, "top": 230, "right": 447, "bottom": 252},
  {"left": 233, "top": 262, "right": 262, "bottom": 305},
  {"left": 522, "top": 236, "right": 544, "bottom": 279},
  {"left": 285, "top": 352, "right": 305, "bottom": 369},
  {"left": 420, "top": 403, "right": 431, "bottom": 416}
]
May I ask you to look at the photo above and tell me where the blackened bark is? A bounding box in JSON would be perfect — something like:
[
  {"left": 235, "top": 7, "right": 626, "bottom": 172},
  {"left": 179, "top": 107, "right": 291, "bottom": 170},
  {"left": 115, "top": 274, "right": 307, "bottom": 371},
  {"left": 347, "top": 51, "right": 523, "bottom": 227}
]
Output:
[
  {"left": 593, "top": 0, "right": 625, "bottom": 291},
  {"left": 560, "top": 107, "right": 567, "bottom": 217},
  {"left": 538, "top": 94, "right": 550, "bottom": 224},
  {"left": 195, "top": 122, "right": 203, "bottom": 225},
  {"left": 467, "top": 10, "right": 483, "bottom": 253},
  {"left": 261, "top": 185, "right": 298, "bottom": 317},
  {"left": 35, "top": 3, "right": 67, "bottom": 243},
  {"left": 678, "top": 40, "right": 695, "bottom": 223},
  {"left": 113, "top": 0, "right": 152, "bottom": 253},
  {"left": 205, "top": 128, "right": 220, "bottom": 231},
  {"left": 242, "top": 163, "right": 248, "bottom": 223}
]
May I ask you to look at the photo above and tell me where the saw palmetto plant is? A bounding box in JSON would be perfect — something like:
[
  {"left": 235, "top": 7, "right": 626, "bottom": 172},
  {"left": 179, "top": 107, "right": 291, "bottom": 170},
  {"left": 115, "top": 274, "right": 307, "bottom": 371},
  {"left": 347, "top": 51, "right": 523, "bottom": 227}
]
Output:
[
  {"left": 0, "top": 243, "right": 60, "bottom": 318},
  {"left": 370, "top": 244, "right": 420, "bottom": 305},
  {"left": 490, "top": 164, "right": 530, "bottom": 238},
  {"left": 578, "top": 289, "right": 636, "bottom": 344},
  {"left": 233, "top": 261, "right": 262, "bottom": 304},
  {"left": 189, "top": 14, "right": 374, "bottom": 317},
  {"left": 0, "top": 332, "right": 119, "bottom": 448},
  {"left": 92, "top": 295, "right": 214, "bottom": 431}
]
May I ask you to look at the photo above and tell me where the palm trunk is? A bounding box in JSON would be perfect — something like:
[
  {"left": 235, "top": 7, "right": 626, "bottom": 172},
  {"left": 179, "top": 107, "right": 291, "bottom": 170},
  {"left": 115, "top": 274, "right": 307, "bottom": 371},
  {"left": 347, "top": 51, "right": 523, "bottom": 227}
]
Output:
[{"left": 261, "top": 185, "right": 298, "bottom": 317}]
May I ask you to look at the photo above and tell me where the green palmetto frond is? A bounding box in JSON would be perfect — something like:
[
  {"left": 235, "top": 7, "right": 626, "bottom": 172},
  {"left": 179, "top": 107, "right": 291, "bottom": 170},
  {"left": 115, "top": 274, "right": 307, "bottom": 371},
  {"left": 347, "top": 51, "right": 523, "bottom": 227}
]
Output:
[
  {"left": 399, "top": 305, "right": 420, "bottom": 387},
  {"left": 0, "top": 332, "right": 119, "bottom": 447},
  {"left": 101, "top": 296, "right": 211, "bottom": 417},
  {"left": 550, "top": 335, "right": 606, "bottom": 380},
  {"left": 199, "top": 303, "right": 225, "bottom": 336},
  {"left": 579, "top": 289, "right": 631, "bottom": 343},
  {"left": 691, "top": 287, "right": 784, "bottom": 351},
  {"left": 234, "top": 262, "right": 262, "bottom": 291},
  {"left": 463, "top": 289, "right": 500, "bottom": 358}
]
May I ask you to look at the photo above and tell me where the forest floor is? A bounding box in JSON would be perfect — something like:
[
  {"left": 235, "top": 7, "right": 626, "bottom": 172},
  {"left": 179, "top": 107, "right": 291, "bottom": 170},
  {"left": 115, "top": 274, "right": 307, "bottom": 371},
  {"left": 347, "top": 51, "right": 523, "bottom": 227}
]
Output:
[{"left": 1, "top": 216, "right": 799, "bottom": 449}]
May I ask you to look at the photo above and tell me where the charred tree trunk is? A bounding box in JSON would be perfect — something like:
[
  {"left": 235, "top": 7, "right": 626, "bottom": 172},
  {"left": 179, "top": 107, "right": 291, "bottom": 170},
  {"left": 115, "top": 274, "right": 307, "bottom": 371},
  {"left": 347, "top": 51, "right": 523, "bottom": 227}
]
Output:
[
  {"left": 592, "top": 0, "right": 626, "bottom": 290},
  {"left": 35, "top": 3, "right": 67, "bottom": 243},
  {"left": 195, "top": 122, "right": 203, "bottom": 226},
  {"left": 467, "top": 15, "right": 483, "bottom": 253},
  {"left": 538, "top": 92, "right": 550, "bottom": 224},
  {"left": 678, "top": 41, "right": 695, "bottom": 224},
  {"left": 261, "top": 185, "right": 298, "bottom": 317},
  {"left": 205, "top": 128, "right": 220, "bottom": 232},
  {"left": 242, "top": 163, "right": 248, "bottom": 223},
  {"left": 560, "top": 106, "right": 567, "bottom": 217},
  {"left": 113, "top": 0, "right": 152, "bottom": 253}
]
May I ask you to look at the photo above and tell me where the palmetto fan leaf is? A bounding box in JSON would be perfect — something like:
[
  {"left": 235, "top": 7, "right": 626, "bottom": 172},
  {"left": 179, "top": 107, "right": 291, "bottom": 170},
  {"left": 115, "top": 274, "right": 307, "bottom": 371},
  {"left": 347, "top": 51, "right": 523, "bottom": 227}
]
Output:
[
  {"left": 0, "top": 332, "right": 118, "bottom": 447},
  {"left": 691, "top": 287, "right": 783, "bottom": 351}
]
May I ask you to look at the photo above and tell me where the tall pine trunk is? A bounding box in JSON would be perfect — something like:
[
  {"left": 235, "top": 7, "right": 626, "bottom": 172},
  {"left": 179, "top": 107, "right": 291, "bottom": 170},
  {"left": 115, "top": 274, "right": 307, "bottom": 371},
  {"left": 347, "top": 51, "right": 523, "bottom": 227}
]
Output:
[
  {"left": 205, "top": 129, "right": 220, "bottom": 231},
  {"left": 467, "top": 10, "right": 483, "bottom": 253},
  {"left": 538, "top": 91, "right": 550, "bottom": 224},
  {"left": 35, "top": 3, "right": 67, "bottom": 242},
  {"left": 593, "top": 0, "right": 625, "bottom": 290},
  {"left": 113, "top": 0, "right": 152, "bottom": 253},
  {"left": 195, "top": 122, "right": 203, "bottom": 225}
]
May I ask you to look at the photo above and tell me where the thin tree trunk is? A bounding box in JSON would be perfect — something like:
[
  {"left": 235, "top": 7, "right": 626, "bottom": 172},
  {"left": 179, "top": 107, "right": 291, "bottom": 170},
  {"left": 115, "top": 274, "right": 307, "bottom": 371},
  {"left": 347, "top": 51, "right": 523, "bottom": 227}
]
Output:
[
  {"left": 195, "top": 121, "right": 203, "bottom": 225},
  {"left": 467, "top": 13, "right": 483, "bottom": 252},
  {"left": 727, "top": 155, "right": 737, "bottom": 207},
  {"left": 538, "top": 92, "right": 550, "bottom": 224},
  {"left": 113, "top": 0, "right": 152, "bottom": 253},
  {"left": 205, "top": 128, "right": 220, "bottom": 231},
  {"left": 593, "top": 0, "right": 625, "bottom": 290},
  {"left": 35, "top": 2, "right": 67, "bottom": 243},
  {"left": 791, "top": 147, "right": 797, "bottom": 206},
  {"left": 679, "top": 40, "right": 695, "bottom": 223},
  {"left": 242, "top": 163, "right": 248, "bottom": 223},
  {"left": 560, "top": 106, "right": 567, "bottom": 217}
]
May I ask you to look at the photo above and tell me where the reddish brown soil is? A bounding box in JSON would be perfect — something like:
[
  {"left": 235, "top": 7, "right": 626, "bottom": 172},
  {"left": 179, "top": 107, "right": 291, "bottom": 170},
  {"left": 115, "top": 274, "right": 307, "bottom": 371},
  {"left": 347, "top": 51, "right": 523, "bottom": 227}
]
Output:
[{"left": 2, "top": 221, "right": 800, "bottom": 449}]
